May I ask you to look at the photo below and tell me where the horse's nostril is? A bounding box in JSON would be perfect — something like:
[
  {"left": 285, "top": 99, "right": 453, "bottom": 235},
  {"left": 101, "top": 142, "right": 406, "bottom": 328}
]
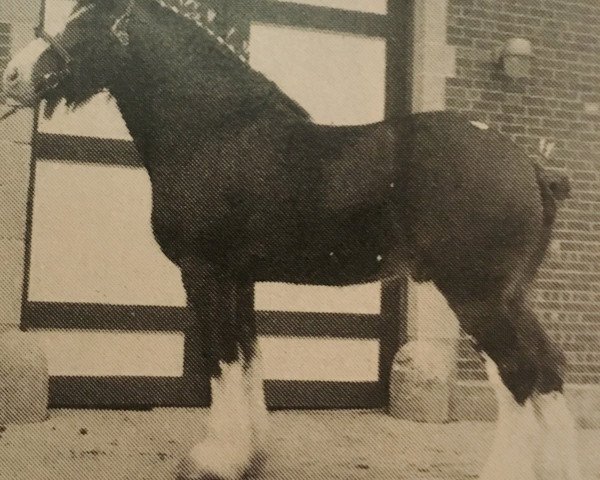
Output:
[{"left": 6, "top": 69, "right": 19, "bottom": 83}]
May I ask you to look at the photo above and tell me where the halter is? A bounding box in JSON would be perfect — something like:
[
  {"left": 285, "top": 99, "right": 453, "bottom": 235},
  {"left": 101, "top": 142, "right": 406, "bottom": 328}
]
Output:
[
  {"left": 33, "top": 25, "right": 74, "bottom": 94},
  {"left": 15, "top": 0, "right": 246, "bottom": 100},
  {"left": 30, "top": 1, "right": 135, "bottom": 95},
  {"left": 34, "top": 26, "right": 73, "bottom": 65}
]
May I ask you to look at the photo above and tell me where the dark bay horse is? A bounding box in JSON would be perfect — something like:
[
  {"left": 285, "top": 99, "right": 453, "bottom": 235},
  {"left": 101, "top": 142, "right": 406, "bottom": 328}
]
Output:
[{"left": 2, "top": 1, "right": 583, "bottom": 479}]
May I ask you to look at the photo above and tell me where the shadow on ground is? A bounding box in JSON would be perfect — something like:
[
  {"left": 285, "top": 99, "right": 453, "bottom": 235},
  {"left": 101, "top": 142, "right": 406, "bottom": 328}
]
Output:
[{"left": 0, "top": 409, "right": 598, "bottom": 479}]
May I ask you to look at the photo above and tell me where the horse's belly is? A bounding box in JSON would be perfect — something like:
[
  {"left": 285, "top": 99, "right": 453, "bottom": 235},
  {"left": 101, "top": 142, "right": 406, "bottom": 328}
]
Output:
[{"left": 248, "top": 216, "right": 407, "bottom": 285}]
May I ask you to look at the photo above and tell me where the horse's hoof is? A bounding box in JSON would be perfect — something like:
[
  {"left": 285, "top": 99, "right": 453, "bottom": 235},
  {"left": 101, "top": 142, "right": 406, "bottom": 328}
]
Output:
[
  {"left": 177, "top": 457, "right": 243, "bottom": 480},
  {"left": 176, "top": 440, "right": 262, "bottom": 480}
]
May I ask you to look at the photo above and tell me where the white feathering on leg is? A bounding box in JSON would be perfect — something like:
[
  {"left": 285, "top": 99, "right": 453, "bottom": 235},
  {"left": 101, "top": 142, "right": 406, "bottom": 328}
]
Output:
[
  {"left": 532, "top": 392, "right": 583, "bottom": 480},
  {"left": 480, "top": 355, "right": 538, "bottom": 480},
  {"left": 181, "top": 360, "right": 254, "bottom": 480}
]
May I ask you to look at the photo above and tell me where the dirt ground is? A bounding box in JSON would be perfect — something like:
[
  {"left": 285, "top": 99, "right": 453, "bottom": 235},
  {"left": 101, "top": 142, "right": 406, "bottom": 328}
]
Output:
[{"left": 0, "top": 409, "right": 598, "bottom": 480}]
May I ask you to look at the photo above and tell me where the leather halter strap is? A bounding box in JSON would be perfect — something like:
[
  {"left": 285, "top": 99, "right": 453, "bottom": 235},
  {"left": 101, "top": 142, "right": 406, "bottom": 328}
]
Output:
[
  {"left": 30, "top": 2, "right": 134, "bottom": 94},
  {"left": 32, "top": 26, "right": 73, "bottom": 94},
  {"left": 33, "top": 26, "right": 73, "bottom": 65}
]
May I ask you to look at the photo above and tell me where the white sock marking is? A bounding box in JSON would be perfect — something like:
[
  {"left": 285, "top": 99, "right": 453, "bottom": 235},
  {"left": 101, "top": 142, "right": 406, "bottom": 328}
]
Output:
[
  {"left": 184, "top": 354, "right": 269, "bottom": 480},
  {"left": 184, "top": 359, "right": 252, "bottom": 480},
  {"left": 480, "top": 355, "right": 538, "bottom": 480},
  {"left": 207, "top": 360, "right": 252, "bottom": 442},
  {"left": 532, "top": 392, "right": 583, "bottom": 480}
]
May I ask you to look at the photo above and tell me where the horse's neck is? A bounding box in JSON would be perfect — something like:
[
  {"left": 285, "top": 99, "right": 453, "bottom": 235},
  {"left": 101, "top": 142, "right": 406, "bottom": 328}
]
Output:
[{"left": 110, "top": 8, "right": 280, "bottom": 166}]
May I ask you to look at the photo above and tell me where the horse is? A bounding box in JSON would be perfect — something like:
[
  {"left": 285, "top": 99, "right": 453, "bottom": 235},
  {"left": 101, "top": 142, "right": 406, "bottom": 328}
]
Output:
[{"left": 2, "top": 1, "right": 583, "bottom": 479}]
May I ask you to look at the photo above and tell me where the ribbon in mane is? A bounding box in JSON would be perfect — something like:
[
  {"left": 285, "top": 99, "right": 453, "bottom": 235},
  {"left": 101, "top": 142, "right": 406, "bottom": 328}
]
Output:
[{"left": 156, "top": 0, "right": 250, "bottom": 64}]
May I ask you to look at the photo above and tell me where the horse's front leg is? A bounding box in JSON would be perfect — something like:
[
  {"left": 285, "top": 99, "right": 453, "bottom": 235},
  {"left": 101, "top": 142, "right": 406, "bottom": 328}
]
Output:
[{"left": 177, "top": 258, "right": 268, "bottom": 480}]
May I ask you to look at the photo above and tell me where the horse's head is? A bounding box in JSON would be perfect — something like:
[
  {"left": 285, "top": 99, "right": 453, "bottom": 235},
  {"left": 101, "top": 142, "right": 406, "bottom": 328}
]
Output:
[{"left": 2, "top": 0, "right": 133, "bottom": 113}]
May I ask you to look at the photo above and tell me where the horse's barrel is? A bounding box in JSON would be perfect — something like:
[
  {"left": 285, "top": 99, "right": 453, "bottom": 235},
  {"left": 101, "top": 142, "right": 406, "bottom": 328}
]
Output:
[{"left": 0, "top": 328, "right": 49, "bottom": 424}]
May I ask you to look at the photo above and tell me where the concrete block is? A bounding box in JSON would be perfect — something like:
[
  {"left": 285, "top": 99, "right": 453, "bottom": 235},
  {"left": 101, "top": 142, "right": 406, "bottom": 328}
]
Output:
[
  {"left": 390, "top": 370, "right": 453, "bottom": 422},
  {"left": 0, "top": 142, "right": 31, "bottom": 240},
  {"left": 449, "top": 380, "right": 498, "bottom": 422},
  {"left": 388, "top": 339, "right": 458, "bottom": 423},
  {"left": 0, "top": 237, "right": 26, "bottom": 326},
  {"left": 0, "top": 328, "right": 48, "bottom": 424},
  {"left": 406, "top": 280, "right": 458, "bottom": 339}
]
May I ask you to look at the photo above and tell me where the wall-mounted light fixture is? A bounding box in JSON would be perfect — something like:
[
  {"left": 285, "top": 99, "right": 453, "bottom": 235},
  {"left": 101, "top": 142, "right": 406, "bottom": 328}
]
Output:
[{"left": 497, "top": 38, "right": 533, "bottom": 79}]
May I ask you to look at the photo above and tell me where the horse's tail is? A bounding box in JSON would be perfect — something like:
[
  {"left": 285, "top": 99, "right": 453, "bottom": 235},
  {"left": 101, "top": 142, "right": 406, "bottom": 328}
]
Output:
[
  {"left": 513, "top": 163, "right": 570, "bottom": 289},
  {"left": 534, "top": 163, "right": 570, "bottom": 226}
]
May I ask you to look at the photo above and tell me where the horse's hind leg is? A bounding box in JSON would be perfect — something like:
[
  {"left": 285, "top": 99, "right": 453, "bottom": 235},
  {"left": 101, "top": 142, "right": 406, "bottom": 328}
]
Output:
[
  {"left": 446, "top": 287, "right": 582, "bottom": 480},
  {"left": 177, "top": 258, "right": 268, "bottom": 480}
]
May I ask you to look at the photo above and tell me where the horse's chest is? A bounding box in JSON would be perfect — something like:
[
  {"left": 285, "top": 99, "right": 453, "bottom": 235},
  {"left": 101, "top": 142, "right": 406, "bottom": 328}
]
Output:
[{"left": 148, "top": 157, "right": 235, "bottom": 259}]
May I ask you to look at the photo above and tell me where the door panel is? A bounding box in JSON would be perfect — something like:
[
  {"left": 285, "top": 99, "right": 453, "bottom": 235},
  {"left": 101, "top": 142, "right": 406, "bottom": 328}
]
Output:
[
  {"left": 32, "top": 330, "right": 185, "bottom": 377},
  {"left": 29, "top": 162, "right": 184, "bottom": 306},
  {"left": 249, "top": 23, "right": 386, "bottom": 125}
]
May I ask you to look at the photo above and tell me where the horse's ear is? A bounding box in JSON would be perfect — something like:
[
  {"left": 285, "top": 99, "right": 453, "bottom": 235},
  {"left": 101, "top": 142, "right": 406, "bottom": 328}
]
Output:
[{"left": 111, "top": 0, "right": 135, "bottom": 46}]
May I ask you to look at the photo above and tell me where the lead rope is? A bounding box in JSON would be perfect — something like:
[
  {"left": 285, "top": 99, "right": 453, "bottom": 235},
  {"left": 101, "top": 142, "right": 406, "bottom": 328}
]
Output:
[{"left": 0, "top": 104, "right": 24, "bottom": 122}]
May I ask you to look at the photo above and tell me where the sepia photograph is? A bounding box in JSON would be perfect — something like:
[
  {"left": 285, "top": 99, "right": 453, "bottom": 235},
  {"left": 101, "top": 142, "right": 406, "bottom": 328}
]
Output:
[{"left": 0, "top": 0, "right": 598, "bottom": 478}]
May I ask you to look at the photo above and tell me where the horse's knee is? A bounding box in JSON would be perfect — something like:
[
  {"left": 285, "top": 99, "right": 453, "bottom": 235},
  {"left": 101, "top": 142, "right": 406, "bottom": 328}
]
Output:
[{"left": 180, "top": 259, "right": 257, "bottom": 374}]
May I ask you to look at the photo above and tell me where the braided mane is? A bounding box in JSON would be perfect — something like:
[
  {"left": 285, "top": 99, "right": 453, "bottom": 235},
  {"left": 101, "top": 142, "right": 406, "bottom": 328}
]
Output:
[{"left": 64, "top": 0, "right": 311, "bottom": 120}]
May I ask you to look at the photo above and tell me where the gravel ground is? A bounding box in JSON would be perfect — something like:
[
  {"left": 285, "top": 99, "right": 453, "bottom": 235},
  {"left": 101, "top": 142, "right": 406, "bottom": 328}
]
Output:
[{"left": 0, "top": 409, "right": 598, "bottom": 480}]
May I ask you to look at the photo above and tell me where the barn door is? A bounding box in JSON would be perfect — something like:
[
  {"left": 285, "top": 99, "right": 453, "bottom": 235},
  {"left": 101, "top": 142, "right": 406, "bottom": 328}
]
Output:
[{"left": 23, "top": 0, "right": 413, "bottom": 408}]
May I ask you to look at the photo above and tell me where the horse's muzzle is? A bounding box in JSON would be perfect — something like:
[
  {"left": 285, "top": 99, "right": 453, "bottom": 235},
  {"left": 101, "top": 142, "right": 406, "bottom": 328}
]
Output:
[{"left": 2, "top": 67, "right": 38, "bottom": 108}]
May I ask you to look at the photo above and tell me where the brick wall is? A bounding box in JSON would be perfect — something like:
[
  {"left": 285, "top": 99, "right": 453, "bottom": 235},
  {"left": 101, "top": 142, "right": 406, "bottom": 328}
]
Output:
[{"left": 446, "top": 0, "right": 600, "bottom": 384}]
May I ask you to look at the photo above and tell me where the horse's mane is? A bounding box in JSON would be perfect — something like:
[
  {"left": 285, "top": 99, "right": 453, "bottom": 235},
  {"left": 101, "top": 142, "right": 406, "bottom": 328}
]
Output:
[
  {"left": 73, "top": 0, "right": 119, "bottom": 13},
  {"left": 68, "top": 0, "right": 311, "bottom": 120}
]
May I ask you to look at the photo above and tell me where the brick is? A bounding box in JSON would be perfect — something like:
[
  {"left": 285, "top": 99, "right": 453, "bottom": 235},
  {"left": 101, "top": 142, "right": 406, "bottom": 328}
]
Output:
[{"left": 448, "top": 0, "right": 600, "bottom": 383}]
